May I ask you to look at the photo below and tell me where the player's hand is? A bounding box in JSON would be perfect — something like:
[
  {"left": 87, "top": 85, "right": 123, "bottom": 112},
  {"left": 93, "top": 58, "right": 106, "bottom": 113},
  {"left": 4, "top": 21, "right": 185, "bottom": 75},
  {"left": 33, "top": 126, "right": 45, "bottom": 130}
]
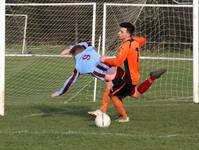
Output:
[
  {"left": 60, "top": 49, "right": 71, "bottom": 55},
  {"left": 51, "top": 92, "right": 57, "bottom": 97},
  {"left": 100, "top": 56, "right": 106, "bottom": 62}
]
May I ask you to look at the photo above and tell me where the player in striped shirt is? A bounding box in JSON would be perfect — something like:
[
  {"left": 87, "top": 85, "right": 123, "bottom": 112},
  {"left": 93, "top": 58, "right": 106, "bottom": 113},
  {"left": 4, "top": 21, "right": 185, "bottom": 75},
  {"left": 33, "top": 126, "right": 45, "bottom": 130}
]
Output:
[
  {"left": 51, "top": 42, "right": 128, "bottom": 120},
  {"left": 51, "top": 42, "right": 120, "bottom": 96}
]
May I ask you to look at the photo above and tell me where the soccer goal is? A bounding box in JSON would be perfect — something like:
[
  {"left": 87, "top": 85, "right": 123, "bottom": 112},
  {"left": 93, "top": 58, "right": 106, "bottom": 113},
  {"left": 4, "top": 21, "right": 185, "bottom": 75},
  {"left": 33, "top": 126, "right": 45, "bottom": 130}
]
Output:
[
  {"left": 1, "top": 3, "right": 97, "bottom": 116},
  {"left": 1, "top": 1, "right": 199, "bottom": 116},
  {"left": 102, "top": 2, "right": 199, "bottom": 103},
  {"left": 6, "top": 14, "right": 28, "bottom": 54}
]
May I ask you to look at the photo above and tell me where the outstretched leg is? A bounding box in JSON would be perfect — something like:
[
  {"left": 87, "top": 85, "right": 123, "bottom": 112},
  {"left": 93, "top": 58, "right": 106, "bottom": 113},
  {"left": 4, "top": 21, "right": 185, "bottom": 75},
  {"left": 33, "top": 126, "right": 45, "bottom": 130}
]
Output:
[{"left": 130, "top": 69, "right": 167, "bottom": 98}]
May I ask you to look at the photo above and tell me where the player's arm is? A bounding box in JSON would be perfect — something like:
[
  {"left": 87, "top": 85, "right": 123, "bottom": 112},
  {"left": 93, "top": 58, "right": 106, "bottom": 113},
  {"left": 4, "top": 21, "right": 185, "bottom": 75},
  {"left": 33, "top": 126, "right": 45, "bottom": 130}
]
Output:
[
  {"left": 51, "top": 69, "right": 80, "bottom": 97},
  {"left": 60, "top": 44, "right": 75, "bottom": 55},
  {"left": 60, "top": 49, "right": 71, "bottom": 55},
  {"left": 101, "top": 43, "right": 129, "bottom": 67}
]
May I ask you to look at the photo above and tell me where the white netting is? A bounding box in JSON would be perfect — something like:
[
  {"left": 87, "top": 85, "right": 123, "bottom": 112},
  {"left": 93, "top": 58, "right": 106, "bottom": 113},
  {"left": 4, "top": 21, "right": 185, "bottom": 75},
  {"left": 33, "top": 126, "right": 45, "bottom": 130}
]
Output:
[{"left": 172, "top": 0, "right": 192, "bottom": 4}]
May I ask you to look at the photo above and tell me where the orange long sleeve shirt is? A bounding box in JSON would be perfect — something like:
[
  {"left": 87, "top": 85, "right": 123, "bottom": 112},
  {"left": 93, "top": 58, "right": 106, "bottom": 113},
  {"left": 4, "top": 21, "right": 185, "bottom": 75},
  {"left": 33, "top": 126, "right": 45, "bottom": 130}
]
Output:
[{"left": 104, "top": 36, "right": 146, "bottom": 85}]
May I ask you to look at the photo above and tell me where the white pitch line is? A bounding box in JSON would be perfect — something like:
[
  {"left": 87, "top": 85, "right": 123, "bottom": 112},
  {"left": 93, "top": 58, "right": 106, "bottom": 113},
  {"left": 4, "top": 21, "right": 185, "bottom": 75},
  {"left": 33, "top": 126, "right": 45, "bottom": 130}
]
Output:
[{"left": 0, "top": 130, "right": 198, "bottom": 139}]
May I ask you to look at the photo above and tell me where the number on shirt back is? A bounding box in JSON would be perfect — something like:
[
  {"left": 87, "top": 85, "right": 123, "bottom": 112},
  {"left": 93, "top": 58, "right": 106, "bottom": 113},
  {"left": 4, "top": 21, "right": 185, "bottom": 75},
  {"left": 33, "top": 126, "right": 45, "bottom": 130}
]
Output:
[{"left": 82, "top": 55, "right": 91, "bottom": 60}]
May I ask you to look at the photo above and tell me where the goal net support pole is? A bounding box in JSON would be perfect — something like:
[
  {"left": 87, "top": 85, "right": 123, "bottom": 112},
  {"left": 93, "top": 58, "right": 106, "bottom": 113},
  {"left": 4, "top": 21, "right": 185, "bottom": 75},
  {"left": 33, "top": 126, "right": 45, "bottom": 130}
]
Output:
[{"left": 0, "top": 0, "right": 5, "bottom": 116}]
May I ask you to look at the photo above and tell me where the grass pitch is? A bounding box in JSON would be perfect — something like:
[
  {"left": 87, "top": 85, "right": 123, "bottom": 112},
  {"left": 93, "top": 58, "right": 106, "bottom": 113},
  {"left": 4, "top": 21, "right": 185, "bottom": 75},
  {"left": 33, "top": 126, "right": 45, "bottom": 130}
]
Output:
[
  {"left": 1, "top": 100, "right": 199, "bottom": 150},
  {"left": 1, "top": 55, "right": 199, "bottom": 150}
]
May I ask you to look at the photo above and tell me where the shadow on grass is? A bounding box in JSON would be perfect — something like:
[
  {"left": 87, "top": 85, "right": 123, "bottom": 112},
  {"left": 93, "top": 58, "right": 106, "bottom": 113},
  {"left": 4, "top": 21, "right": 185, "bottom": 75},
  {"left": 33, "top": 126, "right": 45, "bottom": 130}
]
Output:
[{"left": 28, "top": 103, "right": 93, "bottom": 120}]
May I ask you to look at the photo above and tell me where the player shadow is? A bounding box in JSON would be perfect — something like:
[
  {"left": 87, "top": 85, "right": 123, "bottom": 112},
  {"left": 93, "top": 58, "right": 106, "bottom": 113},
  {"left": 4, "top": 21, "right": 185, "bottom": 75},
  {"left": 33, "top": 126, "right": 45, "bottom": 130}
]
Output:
[{"left": 31, "top": 104, "right": 92, "bottom": 120}]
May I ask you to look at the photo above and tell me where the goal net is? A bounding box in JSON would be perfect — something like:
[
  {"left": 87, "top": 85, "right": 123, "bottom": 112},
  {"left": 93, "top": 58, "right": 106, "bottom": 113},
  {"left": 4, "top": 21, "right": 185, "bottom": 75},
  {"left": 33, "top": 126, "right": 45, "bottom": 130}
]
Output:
[
  {"left": 5, "top": 3, "right": 97, "bottom": 105},
  {"left": 102, "top": 3, "right": 195, "bottom": 102}
]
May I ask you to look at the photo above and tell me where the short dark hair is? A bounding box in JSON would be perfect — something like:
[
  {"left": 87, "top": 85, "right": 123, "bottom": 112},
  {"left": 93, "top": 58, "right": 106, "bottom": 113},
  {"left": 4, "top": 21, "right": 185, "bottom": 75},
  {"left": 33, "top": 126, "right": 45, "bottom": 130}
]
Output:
[
  {"left": 70, "top": 45, "right": 85, "bottom": 55},
  {"left": 120, "top": 22, "right": 135, "bottom": 35}
]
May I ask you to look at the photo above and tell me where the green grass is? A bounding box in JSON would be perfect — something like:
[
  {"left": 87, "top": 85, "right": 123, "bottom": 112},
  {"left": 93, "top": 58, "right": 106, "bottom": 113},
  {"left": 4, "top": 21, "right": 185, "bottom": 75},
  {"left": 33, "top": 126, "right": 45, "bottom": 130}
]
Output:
[
  {"left": 1, "top": 100, "right": 199, "bottom": 150},
  {"left": 1, "top": 55, "right": 198, "bottom": 150}
]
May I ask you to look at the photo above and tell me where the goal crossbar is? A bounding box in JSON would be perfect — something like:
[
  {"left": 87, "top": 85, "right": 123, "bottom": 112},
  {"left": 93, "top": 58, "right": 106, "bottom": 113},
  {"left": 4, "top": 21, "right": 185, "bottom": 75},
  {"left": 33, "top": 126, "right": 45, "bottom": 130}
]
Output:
[
  {"left": 6, "top": 3, "right": 97, "bottom": 6},
  {"left": 104, "top": 3, "right": 193, "bottom": 7}
]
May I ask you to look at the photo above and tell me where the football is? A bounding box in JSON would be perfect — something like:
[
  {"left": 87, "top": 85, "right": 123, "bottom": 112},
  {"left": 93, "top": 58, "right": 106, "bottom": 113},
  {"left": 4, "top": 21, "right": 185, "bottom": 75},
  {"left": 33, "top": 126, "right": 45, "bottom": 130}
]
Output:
[{"left": 95, "top": 113, "right": 111, "bottom": 128}]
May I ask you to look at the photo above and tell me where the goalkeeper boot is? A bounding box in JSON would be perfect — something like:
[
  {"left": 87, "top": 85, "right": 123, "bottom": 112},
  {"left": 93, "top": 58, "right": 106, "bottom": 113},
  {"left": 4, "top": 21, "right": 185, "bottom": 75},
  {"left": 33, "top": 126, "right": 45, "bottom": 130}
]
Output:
[
  {"left": 115, "top": 116, "right": 130, "bottom": 123},
  {"left": 88, "top": 109, "right": 103, "bottom": 117},
  {"left": 150, "top": 69, "right": 167, "bottom": 79}
]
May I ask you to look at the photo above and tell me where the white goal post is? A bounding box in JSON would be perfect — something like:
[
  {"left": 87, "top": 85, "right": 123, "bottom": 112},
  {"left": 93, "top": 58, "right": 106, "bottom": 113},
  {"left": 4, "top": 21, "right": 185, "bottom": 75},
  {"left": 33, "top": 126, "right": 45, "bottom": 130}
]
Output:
[
  {"left": 0, "top": 0, "right": 5, "bottom": 116},
  {"left": 193, "top": 0, "right": 199, "bottom": 103},
  {"left": 102, "top": 2, "right": 199, "bottom": 103}
]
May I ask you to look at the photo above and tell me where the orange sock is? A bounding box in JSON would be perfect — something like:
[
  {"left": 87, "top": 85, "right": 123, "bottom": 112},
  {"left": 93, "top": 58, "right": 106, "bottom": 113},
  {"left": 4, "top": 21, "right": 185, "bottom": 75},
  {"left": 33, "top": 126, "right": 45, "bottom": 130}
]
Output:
[
  {"left": 111, "top": 96, "right": 128, "bottom": 118},
  {"left": 100, "top": 88, "right": 110, "bottom": 112}
]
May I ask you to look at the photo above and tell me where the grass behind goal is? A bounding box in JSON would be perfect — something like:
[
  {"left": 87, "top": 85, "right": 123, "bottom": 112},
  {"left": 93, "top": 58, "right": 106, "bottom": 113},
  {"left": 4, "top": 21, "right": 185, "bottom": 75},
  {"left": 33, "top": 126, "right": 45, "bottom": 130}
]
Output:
[{"left": 1, "top": 55, "right": 199, "bottom": 150}]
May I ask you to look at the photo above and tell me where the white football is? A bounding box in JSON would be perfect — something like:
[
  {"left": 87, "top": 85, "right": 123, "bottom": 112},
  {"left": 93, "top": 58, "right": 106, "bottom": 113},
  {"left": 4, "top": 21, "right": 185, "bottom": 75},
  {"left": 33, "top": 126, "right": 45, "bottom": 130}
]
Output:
[{"left": 95, "top": 113, "right": 111, "bottom": 128}]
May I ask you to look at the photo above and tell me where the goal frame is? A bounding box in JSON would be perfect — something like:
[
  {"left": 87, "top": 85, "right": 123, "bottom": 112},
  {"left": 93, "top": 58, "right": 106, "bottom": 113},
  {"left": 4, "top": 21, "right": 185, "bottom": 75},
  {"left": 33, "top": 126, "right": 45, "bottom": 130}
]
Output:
[
  {"left": 6, "top": 14, "right": 28, "bottom": 54},
  {"left": 193, "top": 0, "right": 199, "bottom": 103},
  {"left": 1, "top": 2, "right": 97, "bottom": 116},
  {"left": 102, "top": 2, "right": 199, "bottom": 103}
]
